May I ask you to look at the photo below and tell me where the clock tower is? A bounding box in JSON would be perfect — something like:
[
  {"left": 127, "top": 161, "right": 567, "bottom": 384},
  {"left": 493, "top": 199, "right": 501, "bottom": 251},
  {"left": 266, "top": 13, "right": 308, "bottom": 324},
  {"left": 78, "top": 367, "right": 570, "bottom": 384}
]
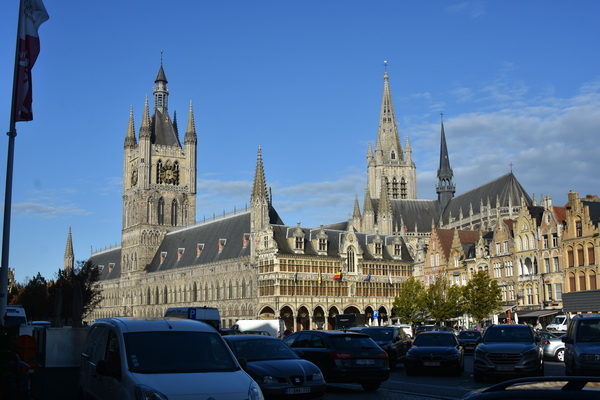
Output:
[{"left": 121, "top": 63, "right": 197, "bottom": 276}]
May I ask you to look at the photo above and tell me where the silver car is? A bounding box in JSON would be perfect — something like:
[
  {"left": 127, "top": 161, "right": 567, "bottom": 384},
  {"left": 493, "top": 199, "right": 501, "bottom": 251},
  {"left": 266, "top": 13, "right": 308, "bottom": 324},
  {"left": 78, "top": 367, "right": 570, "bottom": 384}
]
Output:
[{"left": 539, "top": 331, "right": 564, "bottom": 362}]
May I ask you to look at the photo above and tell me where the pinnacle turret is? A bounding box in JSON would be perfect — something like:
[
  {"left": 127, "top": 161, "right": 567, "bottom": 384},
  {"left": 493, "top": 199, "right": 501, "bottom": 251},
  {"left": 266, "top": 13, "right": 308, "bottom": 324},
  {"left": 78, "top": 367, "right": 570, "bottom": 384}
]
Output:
[
  {"left": 251, "top": 146, "right": 268, "bottom": 202},
  {"left": 124, "top": 105, "right": 136, "bottom": 147},
  {"left": 139, "top": 96, "right": 151, "bottom": 138},
  {"left": 64, "top": 227, "right": 74, "bottom": 272},
  {"left": 185, "top": 101, "right": 197, "bottom": 143}
]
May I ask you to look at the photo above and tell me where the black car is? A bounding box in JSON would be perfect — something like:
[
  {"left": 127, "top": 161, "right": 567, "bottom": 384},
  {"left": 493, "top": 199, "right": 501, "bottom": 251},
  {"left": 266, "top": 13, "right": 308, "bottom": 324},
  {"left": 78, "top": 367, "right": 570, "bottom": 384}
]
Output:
[
  {"left": 224, "top": 335, "right": 326, "bottom": 400},
  {"left": 283, "top": 330, "right": 390, "bottom": 391},
  {"left": 463, "top": 376, "right": 600, "bottom": 400},
  {"left": 351, "top": 326, "right": 412, "bottom": 367},
  {"left": 473, "top": 324, "right": 543, "bottom": 382},
  {"left": 458, "top": 330, "right": 482, "bottom": 353},
  {"left": 403, "top": 332, "right": 464, "bottom": 376}
]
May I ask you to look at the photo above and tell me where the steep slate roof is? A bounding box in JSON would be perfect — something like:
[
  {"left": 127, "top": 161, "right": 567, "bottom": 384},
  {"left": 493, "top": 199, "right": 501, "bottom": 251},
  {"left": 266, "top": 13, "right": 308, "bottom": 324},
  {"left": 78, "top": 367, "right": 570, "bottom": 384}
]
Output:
[
  {"left": 151, "top": 110, "right": 181, "bottom": 146},
  {"left": 387, "top": 199, "right": 439, "bottom": 232},
  {"left": 90, "top": 247, "right": 122, "bottom": 281},
  {"left": 442, "top": 173, "right": 531, "bottom": 223},
  {"left": 147, "top": 211, "right": 252, "bottom": 273},
  {"left": 271, "top": 225, "right": 413, "bottom": 262},
  {"left": 583, "top": 201, "right": 600, "bottom": 224}
]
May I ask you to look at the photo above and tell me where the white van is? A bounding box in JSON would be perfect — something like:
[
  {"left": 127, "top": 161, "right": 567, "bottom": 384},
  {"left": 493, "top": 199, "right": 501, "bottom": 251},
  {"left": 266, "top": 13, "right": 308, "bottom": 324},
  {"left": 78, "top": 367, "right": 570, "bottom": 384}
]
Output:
[
  {"left": 4, "top": 305, "right": 27, "bottom": 328},
  {"left": 79, "top": 318, "right": 263, "bottom": 400},
  {"left": 232, "top": 319, "right": 285, "bottom": 338},
  {"left": 164, "top": 306, "right": 220, "bottom": 331},
  {"left": 546, "top": 314, "right": 568, "bottom": 332}
]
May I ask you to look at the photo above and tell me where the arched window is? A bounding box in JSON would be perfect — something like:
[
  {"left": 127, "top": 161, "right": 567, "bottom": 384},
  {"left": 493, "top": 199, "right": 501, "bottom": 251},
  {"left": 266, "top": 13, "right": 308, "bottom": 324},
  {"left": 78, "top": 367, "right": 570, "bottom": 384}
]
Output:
[
  {"left": 157, "top": 198, "right": 165, "bottom": 225},
  {"left": 347, "top": 247, "right": 356, "bottom": 273},
  {"left": 171, "top": 199, "right": 178, "bottom": 226},
  {"left": 579, "top": 273, "right": 587, "bottom": 290},
  {"left": 590, "top": 271, "right": 597, "bottom": 290},
  {"left": 174, "top": 161, "right": 180, "bottom": 185},
  {"left": 242, "top": 279, "right": 247, "bottom": 298},
  {"left": 392, "top": 178, "right": 398, "bottom": 199},
  {"left": 390, "top": 150, "right": 396, "bottom": 160},
  {"left": 576, "top": 219, "right": 583, "bottom": 237},
  {"left": 157, "top": 160, "right": 163, "bottom": 184}
]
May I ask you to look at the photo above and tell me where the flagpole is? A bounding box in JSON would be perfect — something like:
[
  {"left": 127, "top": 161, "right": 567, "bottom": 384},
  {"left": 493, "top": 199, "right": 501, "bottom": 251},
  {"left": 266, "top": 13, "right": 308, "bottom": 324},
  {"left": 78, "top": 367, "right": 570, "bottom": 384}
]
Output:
[{"left": 0, "top": 0, "right": 23, "bottom": 327}]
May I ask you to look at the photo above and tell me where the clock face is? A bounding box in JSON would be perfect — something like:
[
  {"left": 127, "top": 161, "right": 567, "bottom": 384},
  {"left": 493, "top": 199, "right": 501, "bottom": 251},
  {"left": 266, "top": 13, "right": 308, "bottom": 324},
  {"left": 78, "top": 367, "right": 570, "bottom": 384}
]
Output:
[
  {"left": 131, "top": 170, "right": 138, "bottom": 186},
  {"left": 160, "top": 162, "right": 179, "bottom": 185}
]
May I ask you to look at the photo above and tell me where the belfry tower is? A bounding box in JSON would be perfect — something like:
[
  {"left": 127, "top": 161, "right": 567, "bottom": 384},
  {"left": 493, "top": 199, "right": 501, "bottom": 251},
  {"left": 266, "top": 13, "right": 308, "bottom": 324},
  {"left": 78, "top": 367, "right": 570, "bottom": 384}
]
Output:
[
  {"left": 121, "top": 63, "right": 197, "bottom": 276},
  {"left": 367, "top": 70, "right": 416, "bottom": 201}
]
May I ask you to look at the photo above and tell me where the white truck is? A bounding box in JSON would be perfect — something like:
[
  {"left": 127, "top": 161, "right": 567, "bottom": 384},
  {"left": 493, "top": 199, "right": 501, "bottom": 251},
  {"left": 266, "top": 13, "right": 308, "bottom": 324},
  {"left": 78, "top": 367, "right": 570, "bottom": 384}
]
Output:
[
  {"left": 546, "top": 314, "right": 569, "bottom": 332},
  {"left": 232, "top": 319, "right": 285, "bottom": 338}
]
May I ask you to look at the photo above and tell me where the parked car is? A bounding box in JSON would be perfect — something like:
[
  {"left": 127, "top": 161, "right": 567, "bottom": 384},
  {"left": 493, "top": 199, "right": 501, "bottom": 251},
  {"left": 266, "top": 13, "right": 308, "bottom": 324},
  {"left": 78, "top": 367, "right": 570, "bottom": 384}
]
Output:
[
  {"left": 415, "top": 325, "right": 456, "bottom": 335},
  {"left": 457, "top": 330, "right": 482, "bottom": 353},
  {"left": 4, "top": 305, "right": 27, "bottom": 328},
  {"left": 473, "top": 324, "right": 543, "bottom": 382},
  {"left": 283, "top": 330, "right": 390, "bottom": 391},
  {"left": 538, "top": 331, "right": 565, "bottom": 362},
  {"left": 463, "top": 376, "right": 600, "bottom": 400},
  {"left": 79, "top": 318, "right": 263, "bottom": 400},
  {"left": 224, "top": 335, "right": 325, "bottom": 399},
  {"left": 404, "top": 332, "right": 464, "bottom": 376},
  {"left": 392, "top": 323, "right": 414, "bottom": 338},
  {"left": 240, "top": 330, "right": 271, "bottom": 336},
  {"left": 546, "top": 314, "right": 569, "bottom": 332},
  {"left": 350, "top": 326, "right": 412, "bottom": 367},
  {"left": 563, "top": 314, "right": 600, "bottom": 376}
]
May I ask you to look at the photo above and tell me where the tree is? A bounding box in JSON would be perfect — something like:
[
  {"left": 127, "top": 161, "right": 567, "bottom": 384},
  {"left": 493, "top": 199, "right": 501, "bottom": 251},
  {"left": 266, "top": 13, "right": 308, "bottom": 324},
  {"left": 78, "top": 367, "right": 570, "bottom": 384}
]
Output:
[
  {"left": 463, "top": 270, "right": 502, "bottom": 325},
  {"left": 392, "top": 277, "right": 427, "bottom": 324},
  {"left": 12, "top": 273, "right": 51, "bottom": 321},
  {"left": 422, "top": 275, "right": 464, "bottom": 324}
]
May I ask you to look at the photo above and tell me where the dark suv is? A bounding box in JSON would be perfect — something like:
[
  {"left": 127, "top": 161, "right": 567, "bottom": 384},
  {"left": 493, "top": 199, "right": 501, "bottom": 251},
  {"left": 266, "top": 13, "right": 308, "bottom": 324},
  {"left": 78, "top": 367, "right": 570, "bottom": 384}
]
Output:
[
  {"left": 563, "top": 314, "right": 600, "bottom": 376},
  {"left": 283, "top": 330, "right": 390, "bottom": 391},
  {"left": 473, "top": 324, "right": 543, "bottom": 382},
  {"left": 350, "top": 326, "right": 412, "bottom": 367}
]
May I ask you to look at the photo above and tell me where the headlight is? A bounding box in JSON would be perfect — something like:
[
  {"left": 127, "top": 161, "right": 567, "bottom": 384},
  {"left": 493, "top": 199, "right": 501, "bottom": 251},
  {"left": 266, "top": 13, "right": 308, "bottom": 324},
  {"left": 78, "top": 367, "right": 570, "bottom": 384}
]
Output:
[
  {"left": 312, "top": 371, "right": 324, "bottom": 382},
  {"left": 261, "top": 375, "right": 277, "bottom": 384},
  {"left": 248, "top": 380, "right": 264, "bottom": 400},
  {"left": 135, "top": 385, "right": 168, "bottom": 400}
]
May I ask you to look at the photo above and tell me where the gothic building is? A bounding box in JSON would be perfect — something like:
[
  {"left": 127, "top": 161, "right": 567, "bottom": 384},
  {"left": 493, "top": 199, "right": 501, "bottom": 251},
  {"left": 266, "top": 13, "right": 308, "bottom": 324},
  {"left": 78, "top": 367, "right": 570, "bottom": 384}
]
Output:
[{"left": 76, "top": 64, "right": 538, "bottom": 328}]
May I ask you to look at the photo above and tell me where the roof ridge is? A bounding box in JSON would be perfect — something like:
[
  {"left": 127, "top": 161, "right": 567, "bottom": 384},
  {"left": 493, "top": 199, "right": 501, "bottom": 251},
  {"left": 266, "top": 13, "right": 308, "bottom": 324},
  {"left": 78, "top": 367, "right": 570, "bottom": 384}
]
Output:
[{"left": 167, "top": 210, "right": 251, "bottom": 235}]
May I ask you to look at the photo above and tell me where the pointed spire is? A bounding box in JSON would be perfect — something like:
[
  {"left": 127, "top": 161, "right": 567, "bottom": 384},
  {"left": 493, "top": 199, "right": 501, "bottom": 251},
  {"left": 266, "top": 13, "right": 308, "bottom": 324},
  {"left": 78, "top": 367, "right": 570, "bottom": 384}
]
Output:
[
  {"left": 353, "top": 195, "right": 361, "bottom": 219},
  {"left": 251, "top": 146, "right": 268, "bottom": 201},
  {"left": 154, "top": 60, "right": 169, "bottom": 113},
  {"left": 185, "top": 100, "right": 197, "bottom": 143},
  {"left": 375, "top": 68, "right": 403, "bottom": 162},
  {"left": 436, "top": 114, "right": 455, "bottom": 211},
  {"left": 363, "top": 188, "right": 374, "bottom": 213},
  {"left": 172, "top": 110, "right": 178, "bottom": 134},
  {"left": 64, "top": 227, "right": 74, "bottom": 272},
  {"left": 124, "top": 105, "right": 137, "bottom": 147},
  {"left": 139, "top": 96, "right": 151, "bottom": 138}
]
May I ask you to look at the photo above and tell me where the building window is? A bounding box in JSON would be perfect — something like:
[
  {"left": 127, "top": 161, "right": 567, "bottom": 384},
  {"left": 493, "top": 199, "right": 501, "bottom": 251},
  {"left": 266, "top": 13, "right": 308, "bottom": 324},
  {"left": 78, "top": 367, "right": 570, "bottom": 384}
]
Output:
[
  {"left": 590, "top": 272, "right": 597, "bottom": 290},
  {"left": 391, "top": 150, "right": 396, "bottom": 160},
  {"left": 157, "top": 198, "right": 165, "bottom": 225},
  {"left": 579, "top": 273, "right": 587, "bottom": 290},
  {"left": 218, "top": 239, "right": 227, "bottom": 254},
  {"left": 177, "top": 248, "right": 184, "bottom": 261},
  {"left": 576, "top": 220, "right": 583, "bottom": 237},
  {"left": 552, "top": 234, "right": 558, "bottom": 248},
  {"left": 543, "top": 235, "right": 548, "bottom": 249},
  {"left": 503, "top": 241, "right": 509, "bottom": 253},
  {"left": 544, "top": 258, "right": 550, "bottom": 273},
  {"left": 527, "top": 288, "right": 533, "bottom": 304},
  {"left": 392, "top": 178, "right": 398, "bottom": 199},
  {"left": 319, "top": 238, "right": 327, "bottom": 252},
  {"left": 160, "top": 252, "right": 167, "bottom": 264},
  {"left": 400, "top": 178, "right": 407, "bottom": 199},
  {"left": 394, "top": 244, "right": 402, "bottom": 257},
  {"left": 196, "top": 243, "right": 204, "bottom": 257},
  {"left": 156, "top": 160, "right": 163, "bottom": 184},
  {"left": 295, "top": 236, "right": 303, "bottom": 250},
  {"left": 495, "top": 242, "right": 501, "bottom": 254},
  {"left": 569, "top": 274, "right": 576, "bottom": 291},
  {"left": 577, "top": 246, "right": 584, "bottom": 267},
  {"left": 263, "top": 236, "right": 269, "bottom": 249},
  {"left": 347, "top": 248, "right": 356, "bottom": 273},
  {"left": 375, "top": 242, "right": 382, "bottom": 256},
  {"left": 553, "top": 257, "right": 560, "bottom": 272},
  {"left": 435, "top": 253, "right": 440, "bottom": 266},
  {"left": 454, "top": 256, "right": 459, "bottom": 268},
  {"left": 555, "top": 283, "right": 562, "bottom": 300},
  {"left": 546, "top": 283, "right": 553, "bottom": 300},
  {"left": 588, "top": 245, "right": 595, "bottom": 265},
  {"left": 567, "top": 249, "right": 574, "bottom": 268},
  {"left": 171, "top": 199, "right": 178, "bottom": 226}
]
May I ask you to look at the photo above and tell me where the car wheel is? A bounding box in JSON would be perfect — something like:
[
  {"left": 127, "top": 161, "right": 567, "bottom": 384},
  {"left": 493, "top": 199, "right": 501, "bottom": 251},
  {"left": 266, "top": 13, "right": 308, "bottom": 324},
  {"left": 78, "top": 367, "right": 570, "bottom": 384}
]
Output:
[
  {"left": 555, "top": 348, "right": 565, "bottom": 363},
  {"left": 361, "top": 382, "right": 381, "bottom": 392}
]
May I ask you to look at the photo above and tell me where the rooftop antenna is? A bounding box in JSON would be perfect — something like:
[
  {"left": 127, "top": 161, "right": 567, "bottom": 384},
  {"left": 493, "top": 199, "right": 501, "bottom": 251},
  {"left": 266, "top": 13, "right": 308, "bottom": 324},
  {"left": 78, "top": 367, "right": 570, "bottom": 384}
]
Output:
[
  {"left": 160, "top": 49, "right": 164, "bottom": 66},
  {"left": 383, "top": 60, "right": 389, "bottom": 73},
  {"left": 509, "top": 162, "right": 513, "bottom": 173}
]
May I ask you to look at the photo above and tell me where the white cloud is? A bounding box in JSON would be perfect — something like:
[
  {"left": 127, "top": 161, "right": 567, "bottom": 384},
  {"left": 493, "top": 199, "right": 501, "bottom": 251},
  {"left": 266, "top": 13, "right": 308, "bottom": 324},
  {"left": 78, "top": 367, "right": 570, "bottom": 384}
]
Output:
[
  {"left": 13, "top": 202, "right": 90, "bottom": 218},
  {"left": 446, "top": 1, "right": 487, "bottom": 19}
]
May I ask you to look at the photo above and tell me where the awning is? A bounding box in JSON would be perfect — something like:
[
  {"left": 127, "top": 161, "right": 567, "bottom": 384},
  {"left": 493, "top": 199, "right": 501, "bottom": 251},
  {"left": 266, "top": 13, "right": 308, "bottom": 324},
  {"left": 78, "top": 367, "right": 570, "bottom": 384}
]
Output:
[{"left": 516, "top": 310, "right": 560, "bottom": 319}]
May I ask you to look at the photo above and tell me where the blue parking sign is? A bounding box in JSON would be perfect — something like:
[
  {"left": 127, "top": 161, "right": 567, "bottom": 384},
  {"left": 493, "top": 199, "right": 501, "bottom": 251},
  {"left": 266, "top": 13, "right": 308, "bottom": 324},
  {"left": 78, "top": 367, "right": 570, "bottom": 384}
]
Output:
[
  {"left": 372, "top": 310, "right": 379, "bottom": 319},
  {"left": 188, "top": 308, "right": 196, "bottom": 319}
]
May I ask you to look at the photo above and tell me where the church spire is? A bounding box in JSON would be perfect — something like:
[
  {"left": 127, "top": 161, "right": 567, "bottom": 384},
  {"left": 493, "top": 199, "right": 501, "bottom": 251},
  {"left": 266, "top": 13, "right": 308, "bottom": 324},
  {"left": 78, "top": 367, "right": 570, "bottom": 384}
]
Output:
[
  {"left": 251, "top": 146, "right": 268, "bottom": 202},
  {"left": 139, "top": 96, "right": 151, "bottom": 138},
  {"left": 375, "top": 69, "right": 403, "bottom": 162},
  {"left": 124, "top": 105, "right": 136, "bottom": 147},
  {"left": 436, "top": 115, "right": 455, "bottom": 211},
  {"left": 251, "top": 146, "right": 270, "bottom": 234},
  {"left": 64, "top": 227, "right": 74, "bottom": 272},
  {"left": 185, "top": 100, "right": 197, "bottom": 143},
  {"left": 153, "top": 60, "right": 169, "bottom": 114}
]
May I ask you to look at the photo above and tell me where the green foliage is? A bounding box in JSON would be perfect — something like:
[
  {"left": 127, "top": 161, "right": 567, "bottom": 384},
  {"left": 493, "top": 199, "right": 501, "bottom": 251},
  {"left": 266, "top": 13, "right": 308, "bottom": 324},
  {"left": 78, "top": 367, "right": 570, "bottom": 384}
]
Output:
[
  {"left": 423, "top": 275, "right": 464, "bottom": 324},
  {"left": 12, "top": 273, "right": 51, "bottom": 321},
  {"left": 392, "top": 277, "right": 427, "bottom": 324},
  {"left": 463, "top": 270, "right": 502, "bottom": 324}
]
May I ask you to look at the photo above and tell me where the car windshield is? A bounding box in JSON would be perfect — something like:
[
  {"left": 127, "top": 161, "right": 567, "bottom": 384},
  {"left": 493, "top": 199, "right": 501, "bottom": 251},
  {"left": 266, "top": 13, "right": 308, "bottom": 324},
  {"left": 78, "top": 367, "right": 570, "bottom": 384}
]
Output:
[
  {"left": 575, "top": 320, "right": 600, "bottom": 343},
  {"left": 124, "top": 331, "right": 238, "bottom": 373},
  {"left": 413, "top": 334, "right": 456, "bottom": 347},
  {"left": 551, "top": 316, "right": 566, "bottom": 325},
  {"left": 361, "top": 328, "right": 394, "bottom": 342},
  {"left": 228, "top": 338, "right": 299, "bottom": 361},
  {"left": 458, "top": 331, "right": 481, "bottom": 339},
  {"left": 483, "top": 326, "right": 533, "bottom": 343},
  {"left": 331, "top": 335, "right": 380, "bottom": 350}
]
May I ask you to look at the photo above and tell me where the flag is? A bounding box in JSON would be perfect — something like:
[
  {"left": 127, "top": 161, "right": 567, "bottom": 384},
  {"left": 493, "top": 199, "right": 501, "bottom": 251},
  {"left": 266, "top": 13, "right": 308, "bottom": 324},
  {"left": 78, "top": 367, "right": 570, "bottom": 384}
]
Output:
[
  {"left": 13, "top": 0, "right": 49, "bottom": 122},
  {"left": 332, "top": 271, "right": 342, "bottom": 280},
  {"left": 364, "top": 272, "right": 371, "bottom": 282},
  {"left": 387, "top": 271, "right": 393, "bottom": 286}
]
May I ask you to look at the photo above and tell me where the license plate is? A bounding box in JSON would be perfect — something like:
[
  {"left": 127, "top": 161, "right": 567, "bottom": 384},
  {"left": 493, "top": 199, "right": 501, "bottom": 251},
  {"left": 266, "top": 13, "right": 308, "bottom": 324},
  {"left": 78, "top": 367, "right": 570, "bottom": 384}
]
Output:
[
  {"left": 497, "top": 365, "right": 514, "bottom": 371},
  {"left": 285, "top": 387, "right": 310, "bottom": 394},
  {"left": 423, "top": 361, "right": 440, "bottom": 366},
  {"left": 356, "top": 359, "right": 375, "bottom": 365}
]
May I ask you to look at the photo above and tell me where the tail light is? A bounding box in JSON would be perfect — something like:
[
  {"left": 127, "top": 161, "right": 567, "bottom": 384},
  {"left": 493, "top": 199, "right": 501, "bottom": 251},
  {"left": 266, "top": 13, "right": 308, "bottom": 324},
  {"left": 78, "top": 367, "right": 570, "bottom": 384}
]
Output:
[
  {"left": 543, "top": 340, "right": 550, "bottom": 345},
  {"left": 377, "top": 352, "right": 389, "bottom": 359},
  {"left": 330, "top": 353, "right": 352, "bottom": 359}
]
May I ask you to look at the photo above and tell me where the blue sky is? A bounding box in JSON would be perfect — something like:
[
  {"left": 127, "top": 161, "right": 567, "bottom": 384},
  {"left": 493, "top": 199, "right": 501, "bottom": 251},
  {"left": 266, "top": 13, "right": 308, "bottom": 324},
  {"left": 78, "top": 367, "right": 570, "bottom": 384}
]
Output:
[{"left": 1, "top": 1, "right": 599, "bottom": 282}]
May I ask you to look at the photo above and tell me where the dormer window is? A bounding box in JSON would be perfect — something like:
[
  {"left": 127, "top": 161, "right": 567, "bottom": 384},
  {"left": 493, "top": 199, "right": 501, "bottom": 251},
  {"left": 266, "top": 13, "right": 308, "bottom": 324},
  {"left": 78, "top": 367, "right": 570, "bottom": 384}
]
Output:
[
  {"left": 218, "top": 239, "right": 227, "bottom": 254},
  {"left": 99, "top": 264, "right": 105, "bottom": 273},
  {"left": 242, "top": 233, "right": 250, "bottom": 249},
  {"left": 394, "top": 243, "right": 402, "bottom": 257},
  {"left": 375, "top": 242, "right": 382, "bottom": 256},
  {"left": 160, "top": 252, "right": 167, "bottom": 264},
  {"left": 319, "top": 238, "right": 327, "bottom": 252},
  {"left": 108, "top": 263, "right": 115, "bottom": 273},
  {"left": 295, "top": 236, "right": 303, "bottom": 250},
  {"left": 196, "top": 243, "right": 204, "bottom": 257},
  {"left": 177, "top": 248, "right": 184, "bottom": 261}
]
